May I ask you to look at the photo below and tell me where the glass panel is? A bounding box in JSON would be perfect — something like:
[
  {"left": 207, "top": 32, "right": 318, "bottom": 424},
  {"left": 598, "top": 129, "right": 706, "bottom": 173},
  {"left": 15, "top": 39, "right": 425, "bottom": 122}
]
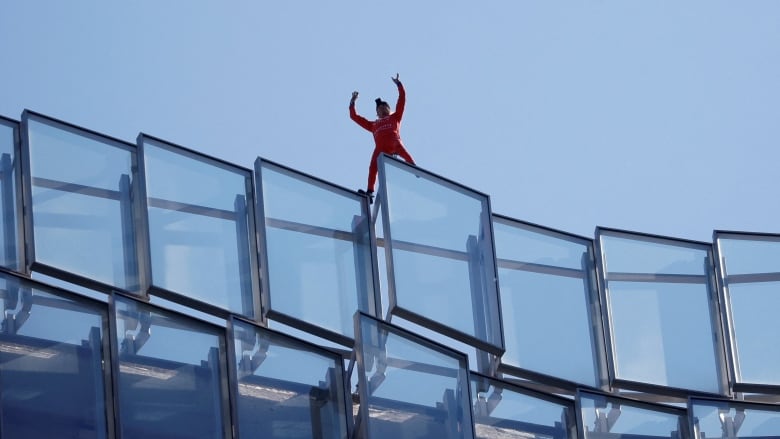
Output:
[
  {"left": 258, "top": 160, "right": 374, "bottom": 341},
  {"left": 578, "top": 391, "right": 686, "bottom": 439},
  {"left": 113, "top": 295, "right": 227, "bottom": 439},
  {"left": 379, "top": 156, "right": 502, "bottom": 353},
  {"left": 0, "top": 119, "right": 20, "bottom": 271},
  {"left": 355, "top": 313, "right": 474, "bottom": 439},
  {"left": 0, "top": 274, "right": 108, "bottom": 438},
  {"left": 691, "top": 398, "right": 780, "bottom": 439},
  {"left": 599, "top": 232, "right": 722, "bottom": 394},
  {"left": 471, "top": 374, "right": 573, "bottom": 439},
  {"left": 142, "top": 137, "right": 256, "bottom": 317},
  {"left": 718, "top": 236, "right": 780, "bottom": 276},
  {"left": 231, "top": 319, "right": 348, "bottom": 439},
  {"left": 716, "top": 235, "right": 780, "bottom": 385},
  {"left": 494, "top": 218, "right": 600, "bottom": 386},
  {"left": 24, "top": 114, "right": 139, "bottom": 291}
]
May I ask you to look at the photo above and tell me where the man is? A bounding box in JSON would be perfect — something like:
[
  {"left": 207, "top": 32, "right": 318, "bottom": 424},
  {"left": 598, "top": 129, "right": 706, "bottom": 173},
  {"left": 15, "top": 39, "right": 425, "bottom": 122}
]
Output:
[{"left": 350, "top": 73, "right": 416, "bottom": 201}]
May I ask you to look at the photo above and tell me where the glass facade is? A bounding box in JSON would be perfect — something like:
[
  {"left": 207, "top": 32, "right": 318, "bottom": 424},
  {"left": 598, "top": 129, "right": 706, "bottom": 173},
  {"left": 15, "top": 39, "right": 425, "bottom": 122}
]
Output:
[
  {"left": 255, "top": 159, "right": 376, "bottom": 345},
  {"left": 139, "top": 135, "right": 258, "bottom": 318},
  {"left": 0, "top": 110, "right": 776, "bottom": 438},
  {"left": 22, "top": 111, "right": 140, "bottom": 292},
  {"left": 597, "top": 229, "right": 725, "bottom": 395},
  {"left": 494, "top": 215, "right": 604, "bottom": 388},
  {"left": 377, "top": 154, "right": 503, "bottom": 355},
  {"left": 715, "top": 232, "right": 780, "bottom": 389}
]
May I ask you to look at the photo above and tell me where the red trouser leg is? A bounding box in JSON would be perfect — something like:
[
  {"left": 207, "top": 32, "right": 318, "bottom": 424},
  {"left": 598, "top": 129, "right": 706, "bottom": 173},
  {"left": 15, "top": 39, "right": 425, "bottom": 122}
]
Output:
[
  {"left": 394, "top": 145, "right": 415, "bottom": 165},
  {"left": 366, "top": 148, "right": 382, "bottom": 192}
]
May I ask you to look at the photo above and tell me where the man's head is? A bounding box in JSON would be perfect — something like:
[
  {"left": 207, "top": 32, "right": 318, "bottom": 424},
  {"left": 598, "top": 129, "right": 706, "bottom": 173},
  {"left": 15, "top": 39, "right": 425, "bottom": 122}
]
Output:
[{"left": 375, "top": 98, "right": 391, "bottom": 117}]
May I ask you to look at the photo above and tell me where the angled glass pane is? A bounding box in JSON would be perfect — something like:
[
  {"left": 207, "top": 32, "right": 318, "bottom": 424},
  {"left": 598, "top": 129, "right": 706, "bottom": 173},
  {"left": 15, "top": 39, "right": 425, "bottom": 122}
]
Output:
[
  {"left": 141, "top": 136, "right": 257, "bottom": 317},
  {"left": 378, "top": 155, "right": 503, "bottom": 354},
  {"left": 23, "top": 112, "right": 139, "bottom": 291},
  {"left": 494, "top": 216, "right": 602, "bottom": 387},
  {"left": 256, "top": 159, "right": 375, "bottom": 344},
  {"left": 716, "top": 233, "right": 780, "bottom": 386},
  {"left": 0, "top": 118, "right": 20, "bottom": 271},
  {"left": 355, "top": 312, "right": 475, "bottom": 439},
  {"left": 113, "top": 294, "right": 228, "bottom": 439},
  {"left": 598, "top": 230, "right": 724, "bottom": 394},
  {"left": 578, "top": 391, "right": 688, "bottom": 439},
  {"left": 470, "top": 373, "right": 574, "bottom": 439},
  {"left": 691, "top": 398, "right": 780, "bottom": 439},
  {"left": 0, "top": 273, "right": 108, "bottom": 438},
  {"left": 231, "top": 318, "right": 348, "bottom": 439}
]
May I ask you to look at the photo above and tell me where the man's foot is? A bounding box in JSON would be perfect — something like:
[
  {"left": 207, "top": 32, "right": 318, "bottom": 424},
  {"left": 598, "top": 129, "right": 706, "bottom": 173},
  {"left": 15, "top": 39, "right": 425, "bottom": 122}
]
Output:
[{"left": 357, "top": 189, "right": 374, "bottom": 204}]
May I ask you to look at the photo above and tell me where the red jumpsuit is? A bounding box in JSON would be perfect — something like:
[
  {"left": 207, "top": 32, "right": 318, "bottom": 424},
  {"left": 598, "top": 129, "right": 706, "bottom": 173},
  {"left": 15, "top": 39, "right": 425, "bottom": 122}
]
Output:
[{"left": 350, "top": 82, "right": 416, "bottom": 192}]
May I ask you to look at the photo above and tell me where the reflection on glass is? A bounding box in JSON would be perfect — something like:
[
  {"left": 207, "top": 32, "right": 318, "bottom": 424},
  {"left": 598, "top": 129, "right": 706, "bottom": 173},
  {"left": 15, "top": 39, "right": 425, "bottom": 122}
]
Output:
[
  {"left": 691, "top": 398, "right": 780, "bottom": 439},
  {"left": 470, "top": 373, "right": 573, "bottom": 439},
  {"left": 380, "top": 156, "right": 502, "bottom": 353},
  {"left": 24, "top": 114, "right": 139, "bottom": 291},
  {"left": 232, "top": 319, "right": 348, "bottom": 439},
  {"left": 717, "top": 235, "right": 780, "bottom": 386},
  {"left": 114, "top": 295, "right": 227, "bottom": 439},
  {"left": 0, "top": 274, "right": 108, "bottom": 438},
  {"left": 494, "top": 218, "right": 600, "bottom": 386},
  {"left": 0, "top": 119, "right": 20, "bottom": 271},
  {"left": 142, "top": 137, "right": 256, "bottom": 317},
  {"left": 599, "top": 232, "right": 722, "bottom": 393},
  {"left": 258, "top": 160, "right": 374, "bottom": 342},
  {"left": 355, "top": 313, "right": 474, "bottom": 439},
  {"left": 578, "top": 391, "right": 686, "bottom": 439}
]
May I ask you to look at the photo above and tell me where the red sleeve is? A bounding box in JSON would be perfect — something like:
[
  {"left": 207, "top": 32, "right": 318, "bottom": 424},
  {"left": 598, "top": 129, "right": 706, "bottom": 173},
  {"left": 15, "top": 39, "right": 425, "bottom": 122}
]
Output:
[
  {"left": 350, "top": 105, "right": 374, "bottom": 132},
  {"left": 394, "top": 83, "right": 405, "bottom": 120}
]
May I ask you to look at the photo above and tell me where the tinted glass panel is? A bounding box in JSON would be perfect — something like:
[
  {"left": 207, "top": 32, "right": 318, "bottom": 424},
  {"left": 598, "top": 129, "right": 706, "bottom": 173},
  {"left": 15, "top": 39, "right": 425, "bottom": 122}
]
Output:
[
  {"left": 379, "top": 156, "right": 502, "bottom": 353},
  {"left": 471, "top": 374, "right": 573, "bottom": 439},
  {"left": 355, "top": 313, "right": 474, "bottom": 439},
  {"left": 599, "top": 232, "right": 722, "bottom": 393},
  {"left": 716, "top": 234, "right": 780, "bottom": 385},
  {"left": 578, "top": 391, "right": 686, "bottom": 439},
  {"left": 232, "top": 319, "right": 348, "bottom": 439},
  {"left": 258, "top": 161, "right": 374, "bottom": 341},
  {"left": 142, "top": 137, "right": 256, "bottom": 317},
  {"left": 114, "top": 295, "right": 227, "bottom": 439},
  {"left": 691, "top": 398, "right": 780, "bottom": 439},
  {"left": 0, "top": 274, "right": 108, "bottom": 438},
  {"left": 24, "top": 115, "right": 138, "bottom": 290},
  {"left": 494, "top": 218, "right": 600, "bottom": 386},
  {"left": 0, "top": 120, "right": 20, "bottom": 270}
]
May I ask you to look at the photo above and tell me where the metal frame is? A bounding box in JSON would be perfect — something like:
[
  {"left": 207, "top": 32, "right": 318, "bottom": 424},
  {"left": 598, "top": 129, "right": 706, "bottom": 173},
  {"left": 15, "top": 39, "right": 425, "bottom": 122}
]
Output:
[
  {"left": 0, "top": 268, "right": 117, "bottom": 438},
  {"left": 576, "top": 388, "right": 690, "bottom": 439},
  {"left": 137, "top": 133, "right": 262, "bottom": 321},
  {"left": 353, "top": 311, "right": 477, "bottom": 439},
  {"left": 493, "top": 213, "right": 610, "bottom": 392},
  {"left": 109, "top": 290, "right": 232, "bottom": 439},
  {"left": 254, "top": 157, "right": 380, "bottom": 347},
  {"left": 688, "top": 395, "right": 780, "bottom": 439},
  {"left": 376, "top": 153, "right": 505, "bottom": 356},
  {"left": 226, "top": 315, "right": 353, "bottom": 439},
  {"left": 713, "top": 230, "right": 780, "bottom": 394},
  {"left": 594, "top": 227, "right": 730, "bottom": 399},
  {"left": 19, "top": 110, "right": 143, "bottom": 296},
  {"left": 471, "top": 371, "right": 577, "bottom": 439},
  {"left": 0, "top": 116, "right": 25, "bottom": 274}
]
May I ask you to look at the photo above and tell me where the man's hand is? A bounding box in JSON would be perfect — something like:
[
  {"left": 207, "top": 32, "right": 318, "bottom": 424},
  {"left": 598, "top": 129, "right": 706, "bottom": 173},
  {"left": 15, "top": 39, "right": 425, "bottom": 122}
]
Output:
[
  {"left": 350, "top": 91, "right": 359, "bottom": 103},
  {"left": 391, "top": 73, "right": 401, "bottom": 86}
]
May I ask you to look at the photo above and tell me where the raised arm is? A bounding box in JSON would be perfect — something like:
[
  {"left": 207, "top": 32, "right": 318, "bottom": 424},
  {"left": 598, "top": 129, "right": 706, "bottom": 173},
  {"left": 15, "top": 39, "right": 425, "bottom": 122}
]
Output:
[
  {"left": 349, "top": 91, "right": 373, "bottom": 131},
  {"left": 392, "top": 74, "right": 405, "bottom": 120}
]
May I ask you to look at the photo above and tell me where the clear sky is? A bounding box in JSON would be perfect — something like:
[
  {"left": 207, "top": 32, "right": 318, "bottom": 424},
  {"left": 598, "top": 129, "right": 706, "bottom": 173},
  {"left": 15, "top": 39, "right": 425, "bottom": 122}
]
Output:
[{"left": 1, "top": 1, "right": 778, "bottom": 242}]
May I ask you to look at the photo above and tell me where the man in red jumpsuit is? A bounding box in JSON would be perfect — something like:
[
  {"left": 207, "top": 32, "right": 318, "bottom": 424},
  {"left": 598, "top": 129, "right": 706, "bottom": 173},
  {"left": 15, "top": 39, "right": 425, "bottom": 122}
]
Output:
[{"left": 350, "top": 74, "right": 416, "bottom": 201}]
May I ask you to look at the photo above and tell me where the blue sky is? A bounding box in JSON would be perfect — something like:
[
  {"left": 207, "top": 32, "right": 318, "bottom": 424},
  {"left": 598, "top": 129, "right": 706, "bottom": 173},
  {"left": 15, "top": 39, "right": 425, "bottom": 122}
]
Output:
[{"left": 1, "top": 1, "right": 778, "bottom": 242}]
